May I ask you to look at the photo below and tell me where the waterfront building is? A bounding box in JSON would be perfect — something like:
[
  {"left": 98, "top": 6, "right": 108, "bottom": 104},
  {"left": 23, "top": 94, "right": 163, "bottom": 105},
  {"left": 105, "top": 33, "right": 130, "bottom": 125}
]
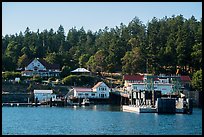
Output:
[
  {"left": 71, "top": 82, "right": 110, "bottom": 99},
  {"left": 123, "top": 75, "right": 144, "bottom": 87},
  {"left": 129, "top": 83, "right": 174, "bottom": 94},
  {"left": 123, "top": 74, "right": 191, "bottom": 95},
  {"left": 21, "top": 58, "right": 61, "bottom": 77},
  {"left": 34, "top": 90, "right": 56, "bottom": 102}
]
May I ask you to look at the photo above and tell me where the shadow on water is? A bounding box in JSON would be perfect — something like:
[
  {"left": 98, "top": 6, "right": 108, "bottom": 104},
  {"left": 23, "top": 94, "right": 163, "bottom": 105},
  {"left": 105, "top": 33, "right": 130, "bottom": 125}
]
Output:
[{"left": 70, "top": 104, "right": 122, "bottom": 112}]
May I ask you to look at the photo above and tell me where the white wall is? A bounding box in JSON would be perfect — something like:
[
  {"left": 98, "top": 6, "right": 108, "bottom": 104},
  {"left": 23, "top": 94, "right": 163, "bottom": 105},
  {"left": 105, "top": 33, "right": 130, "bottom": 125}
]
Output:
[
  {"left": 158, "top": 78, "right": 169, "bottom": 83},
  {"left": 132, "top": 84, "right": 145, "bottom": 91},
  {"left": 34, "top": 93, "right": 52, "bottom": 102},
  {"left": 73, "top": 82, "right": 110, "bottom": 98},
  {"left": 130, "top": 83, "right": 173, "bottom": 94},
  {"left": 155, "top": 84, "right": 173, "bottom": 94},
  {"left": 124, "top": 80, "right": 143, "bottom": 87},
  {"left": 74, "top": 91, "right": 109, "bottom": 99},
  {"left": 94, "top": 82, "right": 110, "bottom": 98},
  {"left": 75, "top": 92, "right": 93, "bottom": 98}
]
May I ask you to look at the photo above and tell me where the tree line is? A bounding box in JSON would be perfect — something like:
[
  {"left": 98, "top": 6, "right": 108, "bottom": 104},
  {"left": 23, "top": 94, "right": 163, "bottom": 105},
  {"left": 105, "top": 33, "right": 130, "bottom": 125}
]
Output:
[{"left": 2, "top": 15, "right": 202, "bottom": 77}]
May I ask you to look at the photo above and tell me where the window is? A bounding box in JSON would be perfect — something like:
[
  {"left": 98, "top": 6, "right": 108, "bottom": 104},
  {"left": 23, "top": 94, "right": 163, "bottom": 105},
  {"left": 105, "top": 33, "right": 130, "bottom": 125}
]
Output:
[
  {"left": 91, "top": 94, "right": 95, "bottom": 96},
  {"left": 85, "top": 93, "right": 89, "bottom": 96},
  {"left": 34, "top": 66, "right": 38, "bottom": 71},
  {"left": 101, "top": 94, "right": 104, "bottom": 98}
]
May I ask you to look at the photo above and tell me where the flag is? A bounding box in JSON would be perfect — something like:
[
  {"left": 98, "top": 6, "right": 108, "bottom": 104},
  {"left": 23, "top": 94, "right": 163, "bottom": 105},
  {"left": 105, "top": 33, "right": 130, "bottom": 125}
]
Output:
[{"left": 181, "top": 93, "right": 185, "bottom": 98}]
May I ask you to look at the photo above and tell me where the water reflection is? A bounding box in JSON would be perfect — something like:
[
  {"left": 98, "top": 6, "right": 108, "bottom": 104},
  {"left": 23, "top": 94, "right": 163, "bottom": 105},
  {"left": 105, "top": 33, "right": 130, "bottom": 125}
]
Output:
[
  {"left": 2, "top": 106, "right": 202, "bottom": 135},
  {"left": 69, "top": 104, "right": 122, "bottom": 112}
]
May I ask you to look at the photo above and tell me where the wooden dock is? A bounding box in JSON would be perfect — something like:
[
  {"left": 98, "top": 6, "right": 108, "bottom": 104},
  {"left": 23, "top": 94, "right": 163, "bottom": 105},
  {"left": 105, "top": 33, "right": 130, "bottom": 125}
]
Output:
[
  {"left": 122, "top": 98, "right": 193, "bottom": 114},
  {"left": 2, "top": 103, "right": 34, "bottom": 107}
]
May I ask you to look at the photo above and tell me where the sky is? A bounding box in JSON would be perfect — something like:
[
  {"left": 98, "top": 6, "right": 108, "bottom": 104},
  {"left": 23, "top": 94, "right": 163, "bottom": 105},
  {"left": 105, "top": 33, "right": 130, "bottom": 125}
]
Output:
[{"left": 2, "top": 2, "right": 202, "bottom": 36}]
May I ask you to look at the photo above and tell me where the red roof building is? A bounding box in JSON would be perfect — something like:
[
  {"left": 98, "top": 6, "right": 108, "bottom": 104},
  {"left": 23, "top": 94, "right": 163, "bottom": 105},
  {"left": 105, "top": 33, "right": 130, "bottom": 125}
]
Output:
[
  {"left": 180, "top": 76, "right": 191, "bottom": 81},
  {"left": 123, "top": 75, "right": 144, "bottom": 81},
  {"left": 123, "top": 75, "right": 144, "bottom": 87}
]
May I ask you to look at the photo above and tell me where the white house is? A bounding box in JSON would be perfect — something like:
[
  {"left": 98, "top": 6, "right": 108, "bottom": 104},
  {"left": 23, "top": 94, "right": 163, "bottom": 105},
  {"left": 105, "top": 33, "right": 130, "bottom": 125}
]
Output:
[
  {"left": 34, "top": 90, "right": 56, "bottom": 102},
  {"left": 72, "top": 82, "right": 110, "bottom": 99},
  {"left": 21, "top": 58, "right": 61, "bottom": 77},
  {"left": 92, "top": 82, "right": 110, "bottom": 98}
]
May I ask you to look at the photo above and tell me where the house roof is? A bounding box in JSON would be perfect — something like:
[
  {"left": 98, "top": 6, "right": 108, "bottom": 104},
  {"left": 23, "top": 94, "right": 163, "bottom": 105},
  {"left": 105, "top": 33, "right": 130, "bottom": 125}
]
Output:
[
  {"left": 34, "top": 90, "right": 53, "bottom": 94},
  {"left": 38, "top": 59, "right": 60, "bottom": 69},
  {"left": 92, "top": 82, "right": 104, "bottom": 89},
  {"left": 123, "top": 75, "right": 144, "bottom": 81},
  {"left": 180, "top": 76, "right": 191, "bottom": 81},
  {"left": 73, "top": 87, "right": 93, "bottom": 92},
  {"left": 71, "top": 68, "right": 90, "bottom": 73},
  {"left": 25, "top": 58, "right": 60, "bottom": 70}
]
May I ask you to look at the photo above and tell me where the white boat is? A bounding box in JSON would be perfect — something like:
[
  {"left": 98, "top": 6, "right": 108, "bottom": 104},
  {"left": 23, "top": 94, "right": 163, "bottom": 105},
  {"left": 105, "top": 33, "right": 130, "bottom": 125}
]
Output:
[{"left": 81, "top": 98, "right": 90, "bottom": 106}]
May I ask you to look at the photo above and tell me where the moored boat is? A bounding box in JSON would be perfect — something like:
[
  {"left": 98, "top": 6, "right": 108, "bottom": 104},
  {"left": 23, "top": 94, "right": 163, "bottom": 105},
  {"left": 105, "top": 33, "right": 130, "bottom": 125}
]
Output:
[{"left": 81, "top": 98, "right": 90, "bottom": 106}]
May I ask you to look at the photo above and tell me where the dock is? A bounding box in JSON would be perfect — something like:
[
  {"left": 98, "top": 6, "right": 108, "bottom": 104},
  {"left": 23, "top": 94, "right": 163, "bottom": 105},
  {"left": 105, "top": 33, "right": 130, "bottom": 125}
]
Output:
[
  {"left": 2, "top": 103, "right": 35, "bottom": 107},
  {"left": 122, "top": 105, "right": 157, "bottom": 113},
  {"left": 122, "top": 97, "right": 193, "bottom": 114}
]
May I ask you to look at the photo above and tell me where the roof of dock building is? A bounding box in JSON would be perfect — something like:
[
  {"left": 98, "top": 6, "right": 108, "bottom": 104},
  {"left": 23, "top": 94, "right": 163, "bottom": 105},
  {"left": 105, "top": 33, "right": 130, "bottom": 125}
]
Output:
[
  {"left": 34, "top": 90, "right": 53, "bottom": 94},
  {"left": 123, "top": 75, "right": 144, "bottom": 81},
  {"left": 124, "top": 74, "right": 191, "bottom": 82}
]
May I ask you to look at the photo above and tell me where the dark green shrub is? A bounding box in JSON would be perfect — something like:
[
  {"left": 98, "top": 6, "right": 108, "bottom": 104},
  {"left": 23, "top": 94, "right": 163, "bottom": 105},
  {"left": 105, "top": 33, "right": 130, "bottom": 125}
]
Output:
[
  {"left": 2, "top": 71, "right": 21, "bottom": 80},
  {"left": 62, "top": 75, "right": 101, "bottom": 87}
]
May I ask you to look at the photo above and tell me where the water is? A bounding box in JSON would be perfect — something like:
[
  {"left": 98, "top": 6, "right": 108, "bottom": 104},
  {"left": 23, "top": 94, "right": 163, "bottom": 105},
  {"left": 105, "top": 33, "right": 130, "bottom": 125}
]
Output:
[{"left": 2, "top": 105, "right": 202, "bottom": 135}]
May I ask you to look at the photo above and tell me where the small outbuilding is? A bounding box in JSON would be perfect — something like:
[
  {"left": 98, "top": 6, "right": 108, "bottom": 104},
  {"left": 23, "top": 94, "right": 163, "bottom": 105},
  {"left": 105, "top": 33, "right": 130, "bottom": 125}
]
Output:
[
  {"left": 71, "top": 68, "right": 91, "bottom": 75},
  {"left": 34, "top": 90, "right": 56, "bottom": 102}
]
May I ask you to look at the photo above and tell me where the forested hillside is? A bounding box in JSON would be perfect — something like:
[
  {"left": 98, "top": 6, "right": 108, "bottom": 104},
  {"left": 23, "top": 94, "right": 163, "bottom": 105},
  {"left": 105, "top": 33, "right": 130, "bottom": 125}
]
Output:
[{"left": 2, "top": 15, "right": 202, "bottom": 76}]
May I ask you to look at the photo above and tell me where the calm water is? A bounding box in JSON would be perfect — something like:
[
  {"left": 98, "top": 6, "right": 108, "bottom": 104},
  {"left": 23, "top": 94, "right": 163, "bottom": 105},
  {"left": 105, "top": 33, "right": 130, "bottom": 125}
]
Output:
[{"left": 2, "top": 105, "right": 202, "bottom": 135}]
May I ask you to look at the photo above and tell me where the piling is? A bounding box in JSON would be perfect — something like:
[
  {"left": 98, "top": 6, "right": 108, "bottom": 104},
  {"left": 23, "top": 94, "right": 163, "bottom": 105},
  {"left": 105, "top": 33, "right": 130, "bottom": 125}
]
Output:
[
  {"left": 50, "top": 97, "right": 52, "bottom": 107},
  {"left": 186, "top": 98, "right": 193, "bottom": 114},
  {"left": 35, "top": 97, "right": 38, "bottom": 107}
]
